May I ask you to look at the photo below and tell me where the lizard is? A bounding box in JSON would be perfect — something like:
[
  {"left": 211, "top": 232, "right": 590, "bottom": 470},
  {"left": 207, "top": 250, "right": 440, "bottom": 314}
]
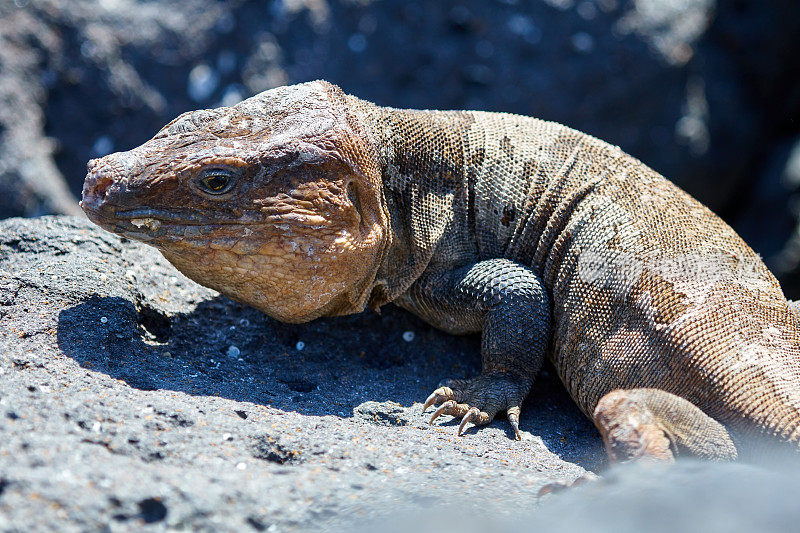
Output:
[{"left": 80, "top": 80, "right": 800, "bottom": 463}]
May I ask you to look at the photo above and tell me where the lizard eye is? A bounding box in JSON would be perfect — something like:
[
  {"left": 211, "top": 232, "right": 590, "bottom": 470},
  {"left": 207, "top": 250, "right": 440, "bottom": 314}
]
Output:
[{"left": 198, "top": 169, "right": 235, "bottom": 195}]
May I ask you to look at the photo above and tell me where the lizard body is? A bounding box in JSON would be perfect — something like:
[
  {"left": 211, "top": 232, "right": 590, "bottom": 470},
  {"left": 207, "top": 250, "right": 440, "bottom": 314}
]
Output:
[{"left": 81, "top": 81, "right": 800, "bottom": 462}]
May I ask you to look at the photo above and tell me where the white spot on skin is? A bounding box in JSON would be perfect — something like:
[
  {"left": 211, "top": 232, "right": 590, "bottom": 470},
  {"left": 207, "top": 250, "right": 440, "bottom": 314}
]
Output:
[
  {"left": 762, "top": 325, "right": 782, "bottom": 343},
  {"left": 130, "top": 218, "right": 161, "bottom": 231}
]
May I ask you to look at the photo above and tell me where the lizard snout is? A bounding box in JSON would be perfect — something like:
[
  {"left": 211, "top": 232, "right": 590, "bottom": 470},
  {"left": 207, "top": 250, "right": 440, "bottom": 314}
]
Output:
[
  {"left": 81, "top": 154, "right": 135, "bottom": 220},
  {"left": 84, "top": 162, "right": 114, "bottom": 199},
  {"left": 82, "top": 162, "right": 116, "bottom": 213}
]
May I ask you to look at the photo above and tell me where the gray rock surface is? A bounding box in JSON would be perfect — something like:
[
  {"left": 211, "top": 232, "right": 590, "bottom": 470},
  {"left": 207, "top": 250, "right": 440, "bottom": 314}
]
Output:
[
  {"left": 4, "top": 217, "right": 800, "bottom": 531},
  {"left": 0, "top": 216, "right": 602, "bottom": 531}
]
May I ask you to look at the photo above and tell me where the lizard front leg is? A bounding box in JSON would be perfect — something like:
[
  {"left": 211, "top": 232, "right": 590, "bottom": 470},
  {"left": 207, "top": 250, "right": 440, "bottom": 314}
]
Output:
[{"left": 399, "top": 259, "right": 551, "bottom": 439}]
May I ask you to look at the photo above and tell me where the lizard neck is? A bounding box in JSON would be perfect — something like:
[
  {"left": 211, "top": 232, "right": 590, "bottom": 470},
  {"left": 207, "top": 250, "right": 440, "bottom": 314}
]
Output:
[
  {"left": 358, "top": 103, "right": 617, "bottom": 309},
  {"left": 363, "top": 106, "right": 478, "bottom": 307}
]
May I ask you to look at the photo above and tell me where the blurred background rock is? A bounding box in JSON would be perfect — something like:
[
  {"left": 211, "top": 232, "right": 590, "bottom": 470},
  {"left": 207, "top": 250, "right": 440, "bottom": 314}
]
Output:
[{"left": 1, "top": 0, "right": 798, "bottom": 294}]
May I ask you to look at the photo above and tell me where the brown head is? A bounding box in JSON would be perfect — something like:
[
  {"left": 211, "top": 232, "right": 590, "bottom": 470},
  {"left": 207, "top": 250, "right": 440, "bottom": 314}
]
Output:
[{"left": 81, "top": 81, "right": 389, "bottom": 323}]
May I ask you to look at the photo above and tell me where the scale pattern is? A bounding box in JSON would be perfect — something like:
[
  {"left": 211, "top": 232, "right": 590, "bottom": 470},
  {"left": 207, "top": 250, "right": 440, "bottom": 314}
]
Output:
[{"left": 357, "top": 92, "right": 800, "bottom": 457}]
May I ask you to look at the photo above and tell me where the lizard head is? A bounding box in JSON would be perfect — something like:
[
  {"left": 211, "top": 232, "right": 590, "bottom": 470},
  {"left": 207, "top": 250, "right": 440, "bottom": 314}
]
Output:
[{"left": 81, "top": 80, "right": 389, "bottom": 322}]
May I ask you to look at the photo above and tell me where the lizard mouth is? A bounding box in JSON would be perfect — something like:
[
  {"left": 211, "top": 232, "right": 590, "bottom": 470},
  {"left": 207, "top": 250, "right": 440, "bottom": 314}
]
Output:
[
  {"left": 81, "top": 205, "right": 164, "bottom": 242},
  {"left": 82, "top": 204, "right": 272, "bottom": 248},
  {"left": 115, "top": 208, "right": 228, "bottom": 225},
  {"left": 83, "top": 201, "right": 332, "bottom": 247},
  {"left": 83, "top": 206, "right": 235, "bottom": 242}
]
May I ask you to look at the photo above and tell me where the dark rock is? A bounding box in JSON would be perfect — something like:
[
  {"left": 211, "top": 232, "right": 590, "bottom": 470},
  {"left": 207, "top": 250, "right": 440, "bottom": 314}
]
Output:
[
  {"left": 736, "top": 135, "right": 800, "bottom": 298},
  {"left": 0, "top": 3, "right": 82, "bottom": 218},
  {"left": 250, "top": 433, "right": 303, "bottom": 465}
]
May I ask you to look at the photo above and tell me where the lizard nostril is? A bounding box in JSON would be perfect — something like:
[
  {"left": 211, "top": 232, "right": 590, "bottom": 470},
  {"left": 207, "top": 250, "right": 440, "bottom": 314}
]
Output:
[{"left": 92, "top": 176, "right": 114, "bottom": 199}]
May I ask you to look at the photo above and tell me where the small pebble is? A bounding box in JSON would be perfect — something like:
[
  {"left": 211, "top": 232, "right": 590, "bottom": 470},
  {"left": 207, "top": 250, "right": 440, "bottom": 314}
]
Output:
[
  {"left": 100, "top": 317, "right": 108, "bottom": 324},
  {"left": 295, "top": 341, "right": 305, "bottom": 351},
  {"left": 402, "top": 331, "right": 415, "bottom": 342},
  {"left": 163, "top": 351, "right": 172, "bottom": 358},
  {"left": 227, "top": 346, "right": 240, "bottom": 358},
  {"left": 222, "top": 433, "right": 233, "bottom": 441},
  {"left": 236, "top": 462, "right": 247, "bottom": 470}
]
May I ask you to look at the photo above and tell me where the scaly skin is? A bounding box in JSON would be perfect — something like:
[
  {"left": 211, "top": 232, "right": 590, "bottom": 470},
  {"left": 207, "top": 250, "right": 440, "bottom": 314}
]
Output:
[{"left": 82, "top": 80, "right": 800, "bottom": 462}]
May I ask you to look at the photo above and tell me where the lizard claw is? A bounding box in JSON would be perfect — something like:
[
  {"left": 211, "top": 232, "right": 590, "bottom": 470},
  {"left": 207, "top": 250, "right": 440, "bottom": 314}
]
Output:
[
  {"left": 458, "top": 406, "right": 483, "bottom": 435},
  {"left": 421, "top": 372, "right": 531, "bottom": 438},
  {"left": 537, "top": 472, "right": 600, "bottom": 497},
  {"left": 423, "top": 386, "right": 455, "bottom": 412},
  {"left": 507, "top": 405, "right": 522, "bottom": 440},
  {"left": 429, "top": 400, "right": 458, "bottom": 424}
]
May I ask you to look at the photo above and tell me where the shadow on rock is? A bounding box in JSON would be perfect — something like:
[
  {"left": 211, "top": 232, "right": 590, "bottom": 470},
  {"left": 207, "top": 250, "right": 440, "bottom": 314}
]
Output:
[
  {"left": 57, "top": 293, "right": 603, "bottom": 469},
  {"left": 56, "top": 293, "right": 479, "bottom": 416}
]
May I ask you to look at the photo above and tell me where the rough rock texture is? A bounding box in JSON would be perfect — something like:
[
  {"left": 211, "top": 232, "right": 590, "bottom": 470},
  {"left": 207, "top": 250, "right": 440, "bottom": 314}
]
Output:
[
  {"left": 4, "top": 219, "right": 800, "bottom": 530},
  {"left": 1, "top": 1, "right": 800, "bottom": 293},
  {"left": 0, "top": 216, "right": 601, "bottom": 530}
]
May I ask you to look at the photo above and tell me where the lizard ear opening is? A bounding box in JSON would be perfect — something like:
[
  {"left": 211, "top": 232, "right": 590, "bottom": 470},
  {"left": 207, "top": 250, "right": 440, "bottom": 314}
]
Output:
[{"left": 347, "top": 180, "right": 362, "bottom": 220}]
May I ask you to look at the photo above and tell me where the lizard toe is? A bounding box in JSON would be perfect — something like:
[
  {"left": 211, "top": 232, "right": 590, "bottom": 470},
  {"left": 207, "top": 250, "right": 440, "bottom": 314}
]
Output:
[
  {"left": 423, "top": 386, "right": 457, "bottom": 412},
  {"left": 537, "top": 472, "right": 600, "bottom": 498},
  {"left": 458, "top": 406, "right": 491, "bottom": 435}
]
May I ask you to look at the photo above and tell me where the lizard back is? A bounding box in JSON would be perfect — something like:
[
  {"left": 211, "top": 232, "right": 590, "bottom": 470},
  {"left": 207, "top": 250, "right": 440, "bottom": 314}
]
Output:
[{"left": 366, "top": 104, "right": 800, "bottom": 448}]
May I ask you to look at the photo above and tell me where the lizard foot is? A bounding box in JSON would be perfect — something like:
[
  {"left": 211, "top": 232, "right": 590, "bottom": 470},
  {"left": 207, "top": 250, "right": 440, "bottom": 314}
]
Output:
[
  {"left": 537, "top": 472, "right": 600, "bottom": 498},
  {"left": 422, "top": 372, "right": 531, "bottom": 440}
]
